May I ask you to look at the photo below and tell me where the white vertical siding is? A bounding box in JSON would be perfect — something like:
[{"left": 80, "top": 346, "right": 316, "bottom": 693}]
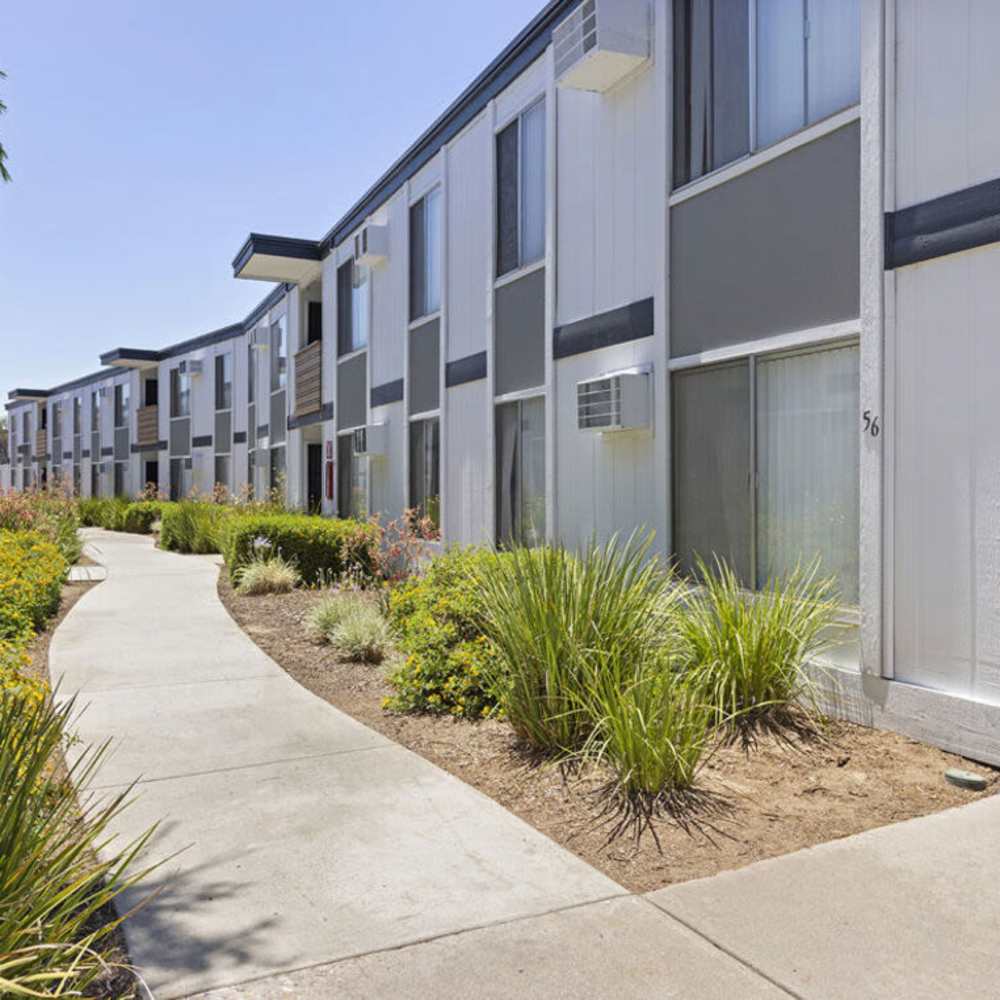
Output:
[
  {"left": 893, "top": 244, "right": 1000, "bottom": 705},
  {"left": 895, "top": 0, "right": 1000, "bottom": 208},
  {"left": 444, "top": 380, "right": 491, "bottom": 545},
  {"left": 495, "top": 56, "right": 546, "bottom": 126},
  {"left": 556, "top": 65, "right": 657, "bottom": 327},
  {"left": 446, "top": 112, "right": 490, "bottom": 362},
  {"left": 371, "top": 190, "right": 408, "bottom": 387},
  {"left": 553, "top": 340, "right": 661, "bottom": 555}
]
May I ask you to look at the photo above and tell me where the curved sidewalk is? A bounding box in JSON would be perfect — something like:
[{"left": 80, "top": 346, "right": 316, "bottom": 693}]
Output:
[{"left": 51, "top": 530, "right": 784, "bottom": 999}]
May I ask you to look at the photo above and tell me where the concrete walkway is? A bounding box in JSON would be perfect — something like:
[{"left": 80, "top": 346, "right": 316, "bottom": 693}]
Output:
[{"left": 51, "top": 530, "right": 999, "bottom": 999}]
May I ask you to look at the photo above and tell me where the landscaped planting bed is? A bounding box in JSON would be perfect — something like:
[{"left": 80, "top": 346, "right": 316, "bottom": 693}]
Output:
[{"left": 218, "top": 569, "right": 999, "bottom": 893}]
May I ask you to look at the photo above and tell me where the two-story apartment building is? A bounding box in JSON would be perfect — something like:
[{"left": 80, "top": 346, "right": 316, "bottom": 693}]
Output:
[{"left": 4, "top": 0, "right": 1000, "bottom": 765}]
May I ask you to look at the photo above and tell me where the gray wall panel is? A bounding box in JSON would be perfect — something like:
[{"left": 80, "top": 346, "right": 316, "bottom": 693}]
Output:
[
  {"left": 269, "top": 391, "right": 286, "bottom": 445},
  {"left": 408, "top": 318, "right": 440, "bottom": 414},
  {"left": 670, "top": 123, "right": 860, "bottom": 358},
  {"left": 337, "top": 353, "right": 367, "bottom": 430},
  {"left": 495, "top": 267, "right": 545, "bottom": 395},
  {"left": 114, "top": 428, "right": 129, "bottom": 462},
  {"left": 169, "top": 418, "right": 191, "bottom": 457},
  {"left": 215, "top": 410, "right": 232, "bottom": 454}
]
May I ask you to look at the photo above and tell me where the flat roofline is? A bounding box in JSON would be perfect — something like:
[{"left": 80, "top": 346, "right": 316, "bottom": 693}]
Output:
[
  {"left": 99, "top": 347, "right": 164, "bottom": 367},
  {"left": 7, "top": 388, "right": 51, "bottom": 401},
  {"left": 232, "top": 233, "right": 323, "bottom": 277}
]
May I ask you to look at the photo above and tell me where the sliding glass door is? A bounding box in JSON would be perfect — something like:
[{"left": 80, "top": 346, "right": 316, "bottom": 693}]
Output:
[{"left": 495, "top": 396, "right": 545, "bottom": 547}]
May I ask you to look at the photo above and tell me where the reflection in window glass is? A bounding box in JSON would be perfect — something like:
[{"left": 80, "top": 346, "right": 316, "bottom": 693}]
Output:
[{"left": 495, "top": 396, "right": 545, "bottom": 547}]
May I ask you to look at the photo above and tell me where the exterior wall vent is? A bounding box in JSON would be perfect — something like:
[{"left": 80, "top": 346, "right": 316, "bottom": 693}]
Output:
[
  {"left": 186, "top": 360, "right": 204, "bottom": 376},
  {"left": 553, "top": 0, "right": 650, "bottom": 92},
  {"left": 353, "top": 224, "right": 389, "bottom": 267},
  {"left": 577, "top": 369, "right": 650, "bottom": 432},
  {"left": 352, "top": 423, "right": 387, "bottom": 456}
]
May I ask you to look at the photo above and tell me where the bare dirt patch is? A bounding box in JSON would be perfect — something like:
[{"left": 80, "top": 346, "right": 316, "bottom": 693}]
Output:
[{"left": 218, "top": 576, "right": 999, "bottom": 894}]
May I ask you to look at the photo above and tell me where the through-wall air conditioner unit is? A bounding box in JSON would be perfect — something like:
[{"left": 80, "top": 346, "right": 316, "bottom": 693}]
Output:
[
  {"left": 577, "top": 369, "right": 651, "bottom": 432},
  {"left": 98, "top": 387, "right": 110, "bottom": 399},
  {"left": 353, "top": 224, "right": 389, "bottom": 267},
  {"left": 184, "top": 360, "right": 204, "bottom": 376},
  {"left": 553, "top": 0, "right": 650, "bottom": 92},
  {"left": 352, "top": 423, "right": 387, "bottom": 457},
  {"left": 249, "top": 327, "right": 269, "bottom": 351}
]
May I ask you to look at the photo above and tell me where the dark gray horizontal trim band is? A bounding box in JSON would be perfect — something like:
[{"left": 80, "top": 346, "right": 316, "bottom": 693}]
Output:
[
  {"left": 322, "top": 0, "right": 579, "bottom": 253},
  {"left": 81, "top": 449, "right": 91, "bottom": 459},
  {"left": 233, "top": 430, "right": 248, "bottom": 444},
  {"left": 288, "top": 402, "right": 333, "bottom": 430},
  {"left": 100, "top": 446, "right": 113, "bottom": 457},
  {"left": 554, "top": 298, "right": 655, "bottom": 360},
  {"left": 7, "top": 388, "right": 51, "bottom": 400},
  {"left": 17, "top": 444, "right": 29, "bottom": 455},
  {"left": 371, "top": 379, "right": 404, "bottom": 407},
  {"left": 192, "top": 435, "right": 213, "bottom": 448},
  {"left": 257, "top": 424, "right": 269, "bottom": 437},
  {"left": 446, "top": 351, "right": 487, "bottom": 387},
  {"left": 62, "top": 451, "right": 73, "bottom": 460},
  {"left": 100, "top": 347, "right": 162, "bottom": 366},
  {"left": 232, "top": 234, "right": 322, "bottom": 277},
  {"left": 887, "top": 177, "right": 1000, "bottom": 269},
  {"left": 131, "top": 441, "right": 167, "bottom": 454}
]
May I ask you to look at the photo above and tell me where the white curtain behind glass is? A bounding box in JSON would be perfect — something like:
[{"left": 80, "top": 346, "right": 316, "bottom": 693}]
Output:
[
  {"left": 351, "top": 264, "right": 369, "bottom": 351},
  {"left": 756, "top": 0, "right": 806, "bottom": 147},
  {"left": 755, "top": 344, "right": 859, "bottom": 603},
  {"left": 519, "top": 396, "right": 546, "bottom": 546},
  {"left": 519, "top": 100, "right": 546, "bottom": 266},
  {"left": 424, "top": 188, "right": 442, "bottom": 315},
  {"left": 806, "top": 0, "right": 860, "bottom": 124}
]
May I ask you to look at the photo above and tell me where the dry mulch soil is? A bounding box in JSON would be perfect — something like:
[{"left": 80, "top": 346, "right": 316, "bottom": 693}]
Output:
[{"left": 218, "top": 577, "right": 999, "bottom": 894}]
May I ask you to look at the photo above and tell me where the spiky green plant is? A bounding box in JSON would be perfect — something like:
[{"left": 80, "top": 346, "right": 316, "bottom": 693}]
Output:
[
  {"left": 234, "top": 553, "right": 300, "bottom": 595},
  {"left": 472, "top": 532, "right": 680, "bottom": 754},
  {"left": 0, "top": 688, "right": 158, "bottom": 996},
  {"left": 324, "top": 595, "right": 391, "bottom": 664},
  {"left": 680, "top": 556, "right": 842, "bottom": 733}
]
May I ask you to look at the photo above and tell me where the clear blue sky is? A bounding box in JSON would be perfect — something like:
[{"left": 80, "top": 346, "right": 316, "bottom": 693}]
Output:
[{"left": 0, "top": 0, "right": 544, "bottom": 401}]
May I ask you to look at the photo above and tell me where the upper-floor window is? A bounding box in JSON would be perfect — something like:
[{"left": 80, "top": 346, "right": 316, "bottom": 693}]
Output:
[
  {"left": 672, "top": 0, "right": 860, "bottom": 188},
  {"left": 39, "top": 406, "right": 47, "bottom": 431},
  {"left": 409, "top": 187, "right": 442, "bottom": 321},
  {"left": 496, "top": 99, "right": 545, "bottom": 278},
  {"left": 270, "top": 316, "right": 287, "bottom": 392},
  {"left": 113, "top": 383, "right": 130, "bottom": 428},
  {"left": 215, "top": 353, "right": 233, "bottom": 410},
  {"left": 248, "top": 343, "right": 256, "bottom": 405},
  {"left": 91, "top": 390, "right": 100, "bottom": 432},
  {"left": 144, "top": 376, "right": 158, "bottom": 408},
  {"left": 170, "top": 367, "right": 190, "bottom": 418},
  {"left": 52, "top": 402, "right": 61, "bottom": 439},
  {"left": 73, "top": 397, "right": 81, "bottom": 435},
  {"left": 22, "top": 410, "right": 29, "bottom": 440},
  {"left": 337, "top": 260, "right": 369, "bottom": 356},
  {"left": 306, "top": 301, "right": 323, "bottom": 345}
]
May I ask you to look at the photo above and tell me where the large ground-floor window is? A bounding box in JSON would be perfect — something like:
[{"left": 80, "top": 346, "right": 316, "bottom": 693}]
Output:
[
  {"left": 409, "top": 416, "right": 440, "bottom": 530},
  {"left": 113, "top": 462, "right": 125, "bottom": 498},
  {"left": 90, "top": 464, "right": 99, "bottom": 498},
  {"left": 214, "top": 455, "right": 231, "bottom": 494},
  {"left": 672, "top": 341, "right": 859, "bottom": 604},
  {"left": 269, "top": 446, "right": 285, "bottom": 494},
  {"left": 495, "top": 396, "right": 545, "bottom": 547},
  {"left": 169, "top": 458, "right": 191, "bottom": 502},
  {"left": 337, "top": 434, "right": 368, "bottom": 520}
]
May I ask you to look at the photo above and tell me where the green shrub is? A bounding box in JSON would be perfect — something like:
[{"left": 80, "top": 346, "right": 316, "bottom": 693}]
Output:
[
  {"left": 0, "top": 531, "right": 68, "bottom": 641},
  {"left": 385, "top": 547, "right": 503, "bottom": 719},
  {"left": 234, "top": 554, "right": 300, "bottom": 595},
  {"left": 77, "top": 495, "right": 131, "bottom": 531},
  {"left": 309, "top": 593, "right": 390, "bottom": 663},
  {"left": 0, "top": 687, "right": 157, "bottom": 997},
  {"left": 220, "top": 513, "right": 379, "bottom": 586},
  {"left": 122, "top": 499, "right": 178, "bottom": 535},
  {"left": 471, "top": 533, "right": 680, "bottom": 754},
  {"left": 0, "top": 491, "right": 81, "bottom": 563},
  {"left": 160, "top": 500, "right": 230, "bottom": 554},
  {"left": 680, "top": 557, "right": 841, "bottom": 731}
]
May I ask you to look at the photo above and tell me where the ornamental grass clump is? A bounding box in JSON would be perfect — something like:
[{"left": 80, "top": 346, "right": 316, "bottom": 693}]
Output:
[
  {"left": 309, "top": 593, "right": 391, "bottom": 664},
  {"left": 680, "top": 556, "right": 842, "bottom": 738},
  {"left": 234, "top": 553, "right": 300, "bottom": 595},
  {"left": 0, "top": 688, "right": 158, "bottom": 998},
  {"left": 472, "top": 532, "right": 679, "bottom": 755}
]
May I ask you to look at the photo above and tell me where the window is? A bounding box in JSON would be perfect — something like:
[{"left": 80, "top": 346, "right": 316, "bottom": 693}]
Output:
[
  {"left": 40, "top": 406, "right": 47, "bottom": 431},
  {"left": 409, "top": 187, "right": 442, "bottom": 321},
  {"left": 495, "top": 396, "right": 545, "bottom": 546},
  {"left": 114, "top": 383, "right": 130, "bottom": 428},
  {"left": 673, "top": 0, "right": 860, "bottom": 187},
  {"left": 496, "top": 99, "right": 546, "bottom": 277},
  {"left": 72, "top": 465, "right": 81, "bottom": 497},
  {"left": 90, "top": 463, "right": 99, "bottom": 498},
  {"left": 144, "top": 376, "right": 158, "bottom": 407},
  {"left": 247, "top": 449, "right": 256, "bottom": 499},
  {"left": 215, "top": 353, "right": 232, "bottom": 410},
  {"left": 73, "top": 397, "right": 81, "bottom": 435},
  {"left": 337, "top": 434, "right": 368, "bottom": 519},
  {"left": 269, "top": 446, "right": 286, "bottom": 493},
  {"left": 337, "top": 260, "right": 370, "bottom": 355},
  {"left": 113, "top": 462, "right": 125, "bottom": 497},
  {"left": 672, "top": 341, "right": 859, "bottom": 602},
  {"left": 22, "top": 411, "right": 29, "bottom": 441},
  {"left": 169, "top": 458, "right": 190, "bottom": 502},
  {"left": 170, "top": 368, "right": 190, "bottom": 418},
  {"left": 409, "top": 417, "right": 440, "bottom": 530},
  {"left": 307, "top": 301, "right": 323, "bottom": 345},
  {"left": 214, "top": 454, "right": 231, "bottom": 492},
  {"left": 91, "top": 391, "right": 100, "bottom": 432},
  {"left": 247, "top": 343, "right": 256, "bottom": 405},
  {"left": 270, "top": 316, "right": 287, "bottom": 392},
  {"left": 52, "top": 402, "right": 61, "bottom": 439}
]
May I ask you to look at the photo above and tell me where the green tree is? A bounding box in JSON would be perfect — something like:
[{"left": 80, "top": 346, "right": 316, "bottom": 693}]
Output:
[{"left": 0, "top": 70, "right": 9, "bottom": 182}]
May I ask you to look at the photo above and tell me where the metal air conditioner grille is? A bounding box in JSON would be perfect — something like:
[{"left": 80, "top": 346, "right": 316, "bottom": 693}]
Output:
[
  {"left": 554, "top": 0, "right": 597, "bottom": 81},
  {"left": 577, "top": 375, "right": 621, "bottom": 430}
]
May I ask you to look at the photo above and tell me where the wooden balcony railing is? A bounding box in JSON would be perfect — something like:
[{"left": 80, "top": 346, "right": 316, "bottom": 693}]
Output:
[
  {"left": 294, "top": 340, "right": 322, "bottom": 417},
  {"left": 35, "top": 429, "right": 46, "bottom": 459},
  {"left": 137, "top": 404, "right": 159, "bottom": 446}
]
